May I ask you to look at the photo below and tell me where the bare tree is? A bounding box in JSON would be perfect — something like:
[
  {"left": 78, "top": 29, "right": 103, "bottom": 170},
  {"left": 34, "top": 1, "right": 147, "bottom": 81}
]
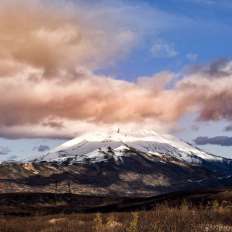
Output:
[{"left": 67, "top": 181, "right": 71, "bottom": 194}]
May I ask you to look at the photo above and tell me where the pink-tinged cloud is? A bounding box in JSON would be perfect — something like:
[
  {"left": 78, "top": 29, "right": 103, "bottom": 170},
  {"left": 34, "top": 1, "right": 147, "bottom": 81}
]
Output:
[
  {"left": 0, "top": 69, "right": 183, "bottom": 126},
  {"left": 0, "top": 1, "right": 232, "bottom": 139},
  {"left": 179, "top": 59, "right": 232, "bottom": 121},
  {"left": 0, "top": 0, "right": 141, "bottom": 76}
]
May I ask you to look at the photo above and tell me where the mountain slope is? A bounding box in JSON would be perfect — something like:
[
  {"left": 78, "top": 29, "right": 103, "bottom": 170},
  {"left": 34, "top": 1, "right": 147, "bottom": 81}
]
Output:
[
  {"left": 40, "top": 129, "right": 230, "bottom": 173},
  {"left": 0, "top": 129, "right": 231, "bottom": 197}
]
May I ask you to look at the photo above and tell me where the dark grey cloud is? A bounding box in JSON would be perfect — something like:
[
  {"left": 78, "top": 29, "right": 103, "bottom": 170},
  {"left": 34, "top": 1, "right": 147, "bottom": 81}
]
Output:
[
  {"left": 224, "top": 125, "right": 232, "bottom": 131},
  {"left": 0, "top": 130, "right": 73, "bottom": 140},
  {"left": 0, "top": 146, "right": 11, "bottom": 155},
  {"left": 42, "top": 121, "right": 64, "bottom": 129},
  {"left": 34, "top": 145, "right": 50, "bottom": 152},
  {"left": 203, "top": 59, "right": 232, "bottom": 78},
  {"left": 194, "top": 136, "right": 232, "bottom": 146},
  {"left": 186, "top": 58, "right": 232, "bottom": 78},
  {"left": 191, "top": 124, "right": 199, "bottom": 131}
]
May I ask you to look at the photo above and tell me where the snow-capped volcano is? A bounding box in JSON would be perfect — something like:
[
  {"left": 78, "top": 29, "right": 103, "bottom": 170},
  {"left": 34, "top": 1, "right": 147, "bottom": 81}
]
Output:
[
  {"left": 41, "top": 129, "right": 223, "bottom": 165},
  {"left": 1, "top": 129, "right": 231, "bottom": 197}
]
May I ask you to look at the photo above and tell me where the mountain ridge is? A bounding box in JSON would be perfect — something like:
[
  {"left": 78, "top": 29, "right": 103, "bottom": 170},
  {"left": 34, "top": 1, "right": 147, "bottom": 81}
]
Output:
[
  {"left": 0, "top": 129, "right": 231, "bottom": 198},
  {"left": 39, "top": 129, "right": 230, "bottom": 168}
]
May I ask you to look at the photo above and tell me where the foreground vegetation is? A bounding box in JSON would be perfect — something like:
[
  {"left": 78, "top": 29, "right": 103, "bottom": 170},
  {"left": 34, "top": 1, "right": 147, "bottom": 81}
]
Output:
[{"left": 0, "top": 201, "right": 232, "bottom": 232}]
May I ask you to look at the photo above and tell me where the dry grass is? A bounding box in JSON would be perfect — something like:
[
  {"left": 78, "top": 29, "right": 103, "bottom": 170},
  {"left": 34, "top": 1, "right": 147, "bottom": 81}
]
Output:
[{"left": 0, "top": 202, "right": 232, "bottom": 232}]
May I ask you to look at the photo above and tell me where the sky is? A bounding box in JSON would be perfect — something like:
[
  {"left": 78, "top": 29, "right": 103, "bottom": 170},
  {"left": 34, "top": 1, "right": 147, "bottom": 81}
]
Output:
[{"left": 0, "top": 0, "right": 232, "bottom": 161}]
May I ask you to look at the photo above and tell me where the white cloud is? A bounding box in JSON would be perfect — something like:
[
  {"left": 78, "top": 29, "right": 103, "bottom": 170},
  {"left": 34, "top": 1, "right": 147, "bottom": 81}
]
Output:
[
  {"left": 185, "top": 0, "right": 232, "bottom": 7},
  {"left": 186, "top": 53, "right": 198, "bottom": 61},
  {"left": 151, "top": 40, "right": 178, "bottom": 58}
]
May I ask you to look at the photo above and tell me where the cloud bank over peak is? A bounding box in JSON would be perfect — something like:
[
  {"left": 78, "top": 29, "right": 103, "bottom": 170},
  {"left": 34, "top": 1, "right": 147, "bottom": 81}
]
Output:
[
  {"left": 0, "top": 0, "right": 232, "bottom": 139},
  {"left": 2, "top": 58, "right": 232, "bottom": 139}
]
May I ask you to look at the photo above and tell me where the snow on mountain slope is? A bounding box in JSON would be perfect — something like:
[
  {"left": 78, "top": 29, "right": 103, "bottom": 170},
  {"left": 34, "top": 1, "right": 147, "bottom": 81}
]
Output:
[
  {"left": 41, "top": 129, "right": 223, "bottom": 165},
  {"left": 1, "top": 129, "right": 231, "bottom": 197}
]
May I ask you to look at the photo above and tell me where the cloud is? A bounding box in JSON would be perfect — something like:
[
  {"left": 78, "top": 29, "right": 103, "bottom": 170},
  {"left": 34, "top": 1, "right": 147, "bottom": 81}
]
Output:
[
  {"left": 0, "top": 0, "right": 179, "bottom": 77},
  {"left": 0, "top": 69, "right": 184, "bottom": 138},
  {"left": 1, "top": 1, "right": 232, "bottom": 140},
  {"left": 187, "top": 59, "right": 232, "bottom": 78},
  {"left": 179, "top": 59, "right": 232, "bottom": 121},
  {"left": 35, "top": 145, "right": 50, "bottom": 152},
  {"left": 151, "top": 40, "right": 178, "bottom": 58},
  {"left": 224, "top": 125, "right": 232, "bottom": 131},
  {"left": 186, "top": 53, "right": 198, "bottom": 62},
  {"left": 0, "top": 146, "right": 11, "bottom": 155},
  {"left": 42, "top": 121, "right": 64, "bottom": 129},
  {"left": 187, "top": 0, "right": 217, "bottom": 5},
  {"left": 191, "top": 125, "right": 199, "bottom": 131},
  {"left": 0, "top": 0, "right": 186, "bottom": 139},
  {"left": 0, "top": 0, "right": 141, "bottom": 75},
  {"left": 2, "top": 57, "right": 232, "bottom": 139},
  {"left": 186, "top": 0, "right": 232, "bottom": 7},
  {"left": 194, "top": 136, "right": 232, "bottom": 146}
]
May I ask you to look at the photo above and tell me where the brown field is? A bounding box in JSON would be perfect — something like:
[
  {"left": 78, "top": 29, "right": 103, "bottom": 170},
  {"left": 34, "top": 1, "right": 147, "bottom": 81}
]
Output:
[
  {"left": 0, "top": 202, "right": 232, "bottom": 232},
  {"left": 0, "top": 189, "right": 232, "bottom": 232}
]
